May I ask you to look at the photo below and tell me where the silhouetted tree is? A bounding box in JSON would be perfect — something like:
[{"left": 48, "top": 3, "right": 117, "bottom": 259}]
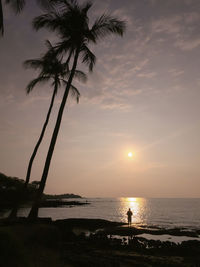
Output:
[
  {"left": 23, "top": 40, "right": 85, "bottom": 188},
  {"left": 0, "top": 173, "right": 39, "bottom": 211},
  {"left": 28, "top": 0, "right": 126, "bottom": 220},
  {"left": 0, "top": 0, "right": 53, "bottom": 35},
  {"left": 9, "top": 40, "right": 86, "bottom": 219}
]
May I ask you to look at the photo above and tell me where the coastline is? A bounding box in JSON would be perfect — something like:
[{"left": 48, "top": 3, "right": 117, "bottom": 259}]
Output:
[
  {"left": 1, "top": 215, "right": 200, "bottom": 239},
  {"left": 1, "top": 217, "right": 200, "bottom": 266}
]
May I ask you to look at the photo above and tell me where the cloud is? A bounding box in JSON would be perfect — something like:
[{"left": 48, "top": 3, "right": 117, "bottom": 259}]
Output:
[
  {"left": 175, "top": 37, "right": 200, "bottom": 51},
  {"left": 91, "top": 0, "right": 111, "bottom": 17},
  {"left": 100, "top": 97, "right": 131, "bottom": 111},
  {"left": 168, "top": 69, "right": 185, "bottom": 77},
  {"left": 184, "top": 12, "right": 200, "bottom": 24},
  {"left": 137, "top": 72, "right": 157, "bottom": 78},
  {"left": 151, "top": 15, "right": 182, "bottom": 35},
  {"left": 78, "top": 40, "right": 153, "bottom": 110},
  {"left": 0, "top": 93, "right": 15, "bottom": 107},
  {"left": 112, "top": 8, "right": 133, "bottom": 27},
  {"left": 146, "top": 162, "right": 167, "bottom": 169},
  {"left": 149, "top": 10, "right": 200, "bottom": 51},
  {"left": 149, "top": 0, "right": 158, "bottom": 5}
]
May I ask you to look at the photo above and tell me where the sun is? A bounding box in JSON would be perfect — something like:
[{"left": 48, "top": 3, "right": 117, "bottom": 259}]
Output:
[{"left": 128, "top": 152, "right": 133, "bottom": 157}]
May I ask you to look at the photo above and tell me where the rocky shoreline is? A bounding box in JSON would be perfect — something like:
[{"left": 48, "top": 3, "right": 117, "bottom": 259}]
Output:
[
  {"left": 39, "top": 200, "right": 90, "bottom": 208},
  {"left": 1, "top": 218, "right": 200, "bottom": 266}
]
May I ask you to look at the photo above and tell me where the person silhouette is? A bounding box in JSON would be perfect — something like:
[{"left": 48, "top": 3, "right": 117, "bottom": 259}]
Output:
[{"left": 127, "top": 208, "right": 133, "bottom": 226}]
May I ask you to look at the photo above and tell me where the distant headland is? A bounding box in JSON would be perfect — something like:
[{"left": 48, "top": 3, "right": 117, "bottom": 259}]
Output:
[{"left": 45, "top": 193, "right": 82, "bottom": 199}]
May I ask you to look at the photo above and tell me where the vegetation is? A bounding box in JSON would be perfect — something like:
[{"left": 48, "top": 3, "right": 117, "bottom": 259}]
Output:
[
  {"left": 0, "top": 172, "right": 82, "bottom": 212},
  {"left": 0, "top": 0, "right": 53, "bottom": 35},
  {"left": 28, "top": 0, "right": 126, "bottom": 220},
  {"left": 0, "top": 172, "right": 38, "bottom": 212}
]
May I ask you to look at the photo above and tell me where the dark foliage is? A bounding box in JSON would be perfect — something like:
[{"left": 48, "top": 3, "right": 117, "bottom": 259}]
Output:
[{"left": 0, "top": 173, "right": 38, "bottom": 211}]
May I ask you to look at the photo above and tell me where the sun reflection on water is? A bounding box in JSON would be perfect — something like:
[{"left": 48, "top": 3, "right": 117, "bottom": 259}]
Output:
[{"left": 119, "top": 197, "right": 147, "bottom": 225}]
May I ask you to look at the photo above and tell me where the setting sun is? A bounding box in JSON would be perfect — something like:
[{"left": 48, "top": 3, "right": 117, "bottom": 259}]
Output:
[{"left": 128, "top": 152, "right": 133, "bottom": 157}]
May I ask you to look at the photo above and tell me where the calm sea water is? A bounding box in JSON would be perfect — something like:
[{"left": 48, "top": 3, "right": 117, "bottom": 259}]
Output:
[{"left": 4, "top": 198, "right": 198, "bottom": 229}]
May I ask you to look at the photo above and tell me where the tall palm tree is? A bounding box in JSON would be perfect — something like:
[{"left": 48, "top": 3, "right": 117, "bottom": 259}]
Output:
[
  {"left": 28, "top": 0, "right": 126, "bottom": 220},
  {"left": 0, "top": 0, "right": 53, "bottom": 35},
  {"left": 23, "top": 40, "right": 85, "bottom": 189},
  {"left": 9, "top": 40, "right": 86, "bottom": 219}
]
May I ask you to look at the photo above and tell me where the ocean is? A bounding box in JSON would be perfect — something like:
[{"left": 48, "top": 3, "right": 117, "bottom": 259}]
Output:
[{"left": 10, "top": 197, "right": 200, "bottom": 230}]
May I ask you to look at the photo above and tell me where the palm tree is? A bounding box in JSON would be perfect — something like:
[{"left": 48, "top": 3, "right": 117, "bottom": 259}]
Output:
[
  {"left": 23, "top": 40, "right": 85, "bottom": 189},
  {"left": 28, "top": 0, "right": 126, "bottom": 220},
  {"left": 9, "top": 40, "right": 86, "bottom": 219},
  {"left": 0, "top": 0, "right": 53, "bottom": 35}
]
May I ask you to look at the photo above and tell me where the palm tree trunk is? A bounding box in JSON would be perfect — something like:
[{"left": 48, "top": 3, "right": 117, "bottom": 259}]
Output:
[
  {"left": 25, "top": 82, "right": 58, "bottom": 187},
  {"left": 28, "top": 49, "right": 80, "bottom": 220},
  {"left": 9, "top": 83, "right": 58, "bottom": 219},
  {"left": 0, "top": 0, "right": 4, "bottom": 35}
]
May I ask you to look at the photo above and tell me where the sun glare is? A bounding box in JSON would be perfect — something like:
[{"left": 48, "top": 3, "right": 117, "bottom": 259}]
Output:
[{"left": 128, "top": 152, "right": 133, "bottom": 157}]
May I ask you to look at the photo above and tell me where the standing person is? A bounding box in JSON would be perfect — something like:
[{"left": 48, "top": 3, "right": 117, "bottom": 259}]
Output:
[{"left": 127, "top": 208, "right": 133, "bottom": 226}]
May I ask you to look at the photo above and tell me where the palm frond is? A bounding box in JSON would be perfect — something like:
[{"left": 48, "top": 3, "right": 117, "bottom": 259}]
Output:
[
  {"left": 65, "top": 69, "right": 87, "bottom": 82},
  {"left": 53, "top": 39, "right": 75, "bottom": 56},
  {"left": 81, "top": 1, "right": 92, "bottom": 14},
  {"left": 53, "top": 0, "right": 76, "bottom": 11},
  {"left": 26, "top": 76, "right": 50, "bottom": 94},
  {"left": 70, "top": 84, "right": 80, "bottom": 103},
  {"left": 90, "top": 14, "right": 126, "bottom": 43},
  {"left": 51, "top": 77, "right": 61, "bottom": 92},
  {"left": 0, "top": 0, "right": 4, "bottom": 35},
  {"left": 24, "top": 40, "right": 68, "bottom": 83},
  {"left": 62, "top": 79, "right": 80, "bottom": 103},
  {"left": 43, "top": 40, "right": 60, "bottom": 61},
  {"left": 45, "top": 39, "right": 53, "bottom": 50},
  {"left": 63, "top": 48, "right": 73, "bottom": 72},
  {"left": 5, "top": 0, "right": 25, "bottom": 14},
  {"left": 33, "top": 12, "right": 64, "bottom": 32},
  {"left": 63, "top": 0, "right": 77, "bottom": 11},
  {"left": 73, "top": 70, "right": 87, "bottom": 83},
  {"left": 24, "top": 59, "right": 44, "bottom": 70},
  {"left": 80, "top": 44, "right": 96, "bottom": 72},
  {"left": 36, "top": 0, "right": 55, "bottom": 11},
  {"left": 57, "top": 78, "right": 61, "bottom": 88}
]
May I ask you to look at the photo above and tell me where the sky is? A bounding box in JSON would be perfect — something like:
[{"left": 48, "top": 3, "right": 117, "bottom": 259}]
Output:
[{"left": 0, "top": 0, "right": 200, "bottom": 197}]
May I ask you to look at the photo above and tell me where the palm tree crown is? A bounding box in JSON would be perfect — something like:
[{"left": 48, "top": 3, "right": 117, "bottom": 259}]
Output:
[
  {"left": 33, "top": 0, "right": 126, "bottom": 71},
  {"left": 24, "top": 40, "right": 86, "bottom": 99}
]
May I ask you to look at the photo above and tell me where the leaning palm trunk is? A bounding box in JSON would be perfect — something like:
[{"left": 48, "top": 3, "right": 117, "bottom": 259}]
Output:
[
  {"left": 0, "top": 0, "right": 3, "bottom": 35},
  {"left": 9, "top": 83, "right": 58, "bottom": 219},
  {"left": 25, "top": 83, "right": 58, "bottom": 187},
  {"left": 28, "top": 49, "right": 79, "bottom": 220}
]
